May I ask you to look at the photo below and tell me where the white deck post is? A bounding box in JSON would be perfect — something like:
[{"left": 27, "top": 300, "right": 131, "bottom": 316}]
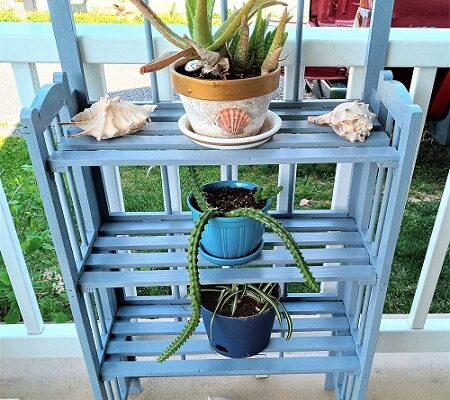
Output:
[
  {"left": 83, "top": 63, "right": 107, "bottom": 102},
  {"left": 408, "top": 171, "right": 450, "bottom": 329},
  {"left": 11, "top": 62, "right": 40, "bottom": 107},
  {"left": 0, "top": 180, "right": 44, "bottom": 334},
  {"left": 409, "top": 67, "right": 438, "bottom": 133}
]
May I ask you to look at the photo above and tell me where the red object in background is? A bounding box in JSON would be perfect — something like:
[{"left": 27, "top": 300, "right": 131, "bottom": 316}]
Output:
[
  {"left": 309, "top": 0, "right": 449, "bottom": 29},
  {"left": 306, "top": 0, "right": 450, "bottom": 121}
]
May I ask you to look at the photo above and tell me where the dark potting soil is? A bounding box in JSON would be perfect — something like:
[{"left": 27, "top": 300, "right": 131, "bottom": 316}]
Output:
[
  {"left": 193, "top": 187, "right": 266, "bottom": 213},
  {"left": 202, "top": 289, "right": 264, "bottom": 318},
  {"left": 176, "top": 65, "right": 262, "bottom": 80}
]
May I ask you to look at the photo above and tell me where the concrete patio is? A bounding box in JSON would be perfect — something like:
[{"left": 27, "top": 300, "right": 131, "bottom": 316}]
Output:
[{"left": 1, "top": 352, "right": 449, "bottom": 400}]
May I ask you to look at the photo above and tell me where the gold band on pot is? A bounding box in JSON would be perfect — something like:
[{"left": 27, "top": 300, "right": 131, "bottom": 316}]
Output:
[{"left": 170, "top": 59, "right": 281, "bottom": 101}]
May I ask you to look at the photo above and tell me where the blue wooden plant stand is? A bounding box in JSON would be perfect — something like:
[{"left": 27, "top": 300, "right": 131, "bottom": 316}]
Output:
[
  {"left": 22, "top": 71, "right": 422, "bottom": 399},
  {"left": 20, "top": 1, "right": 422, "bottom": 399}
]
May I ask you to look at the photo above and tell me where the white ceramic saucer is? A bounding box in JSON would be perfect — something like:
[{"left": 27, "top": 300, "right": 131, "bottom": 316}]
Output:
[{"left": 178, "top": 110, "right": 282, "bottom": 150}]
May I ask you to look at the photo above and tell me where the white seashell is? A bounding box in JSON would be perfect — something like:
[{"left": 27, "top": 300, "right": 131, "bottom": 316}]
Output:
[
  {"left": 185, "top": 59, "right": 204, "bottom": 72},
  {"left": 214, "top": 107, "right": 250, "bottom": 136},
  {"left": 69, "top": 96, "right": 157, "bottom": 141},
  {"left": 307, "top": 101, "right": 376, "bottom": 143}
]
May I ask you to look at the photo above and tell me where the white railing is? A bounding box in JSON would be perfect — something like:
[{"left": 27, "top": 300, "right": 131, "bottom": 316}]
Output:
[{"left": 0, "top": 22, "right": 449, "bottom": 357}]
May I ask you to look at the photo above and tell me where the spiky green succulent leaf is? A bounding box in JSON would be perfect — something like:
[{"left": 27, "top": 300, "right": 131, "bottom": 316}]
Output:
[
  {"left": 212, "top": 7, "right": 239, "bottom": 41},
  {"left": 264, "top": 6, "right": 288, "bottom": 60},
  {"left": 193, "top": 0, "right": 214, "bottom": 46},
  {"left": 157, "top": 208, "right": 218, "bottom": 362},
  {"left": 248, "top": 8, "right": 264, "bottom": 56},
  {"left": 256, "top": 14, "right": 271, "bottom": 66},
  {"left": 186, "top": 0, "right": 196, "bottom": 37},
  {"left": 282, "top": 31, "right": 288, "bottom": 46},
  {"left": 234, "top": 17, "right": 250, "bottom": 70},
  {"left": 261, "top": 46, "right": 282, "bottom": 74},
  {"left": 249, "top": 0, "right": 288, "bottom": 17},
  {"left": 264, "top": 28, "right": 276, "bottom": 56},
  {"left": 128, "top": 0, "right": 189, "bottom": 49},
  {"left": 207, "top": 0, "right": 215, "bottom": 26},
  {"left": 225, "top": 208, "right": 320, "bottom": 292},
  {"left": 208, "top": 0, "right": 257, "bottom": 51},
  {"left": 228, "top": 26, "right": 242, "bottom": 56},
  {"left": 212, "top": 0, "right": 277, "bottom": 41}
]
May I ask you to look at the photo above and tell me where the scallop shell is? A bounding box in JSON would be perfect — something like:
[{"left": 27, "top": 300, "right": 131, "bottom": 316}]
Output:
[
  {"left": 185, "top": 59, "right": 204, "bottom": 72},
  {"left": 307, "top": 101, "right": 376, "bottom": 143},
  {"left": 69, "top": 96, "right": 157, "bottom": 141},
  {"left": 214, "top": 107, "right": 250, "bottom": 136}
]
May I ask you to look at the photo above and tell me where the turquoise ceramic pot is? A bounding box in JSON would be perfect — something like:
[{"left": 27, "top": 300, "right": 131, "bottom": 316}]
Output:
[{"left": 187, "top": 181, "right": 271, "bottom": 263}]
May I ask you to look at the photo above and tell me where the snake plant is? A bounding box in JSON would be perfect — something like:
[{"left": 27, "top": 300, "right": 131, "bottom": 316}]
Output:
[
  {"left": 157, "top": 169, "right": 319, "bottom": 362},
  {"left": 128, "top": 0, "right": 290, "bottom": 77}
]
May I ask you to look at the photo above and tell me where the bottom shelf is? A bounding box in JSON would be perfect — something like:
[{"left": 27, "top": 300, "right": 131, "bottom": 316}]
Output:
[{"left": 101, "top": 298, "right": 360, "bottom": 380}]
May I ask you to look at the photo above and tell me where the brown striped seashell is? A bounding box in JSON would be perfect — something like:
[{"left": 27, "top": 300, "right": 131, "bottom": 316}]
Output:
[{"left": 214, "top": 107, "right": 250, "bottom": 136}]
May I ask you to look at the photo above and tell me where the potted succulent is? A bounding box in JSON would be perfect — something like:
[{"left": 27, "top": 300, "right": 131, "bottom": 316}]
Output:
[
  {"left": 128, "top": 0, "right": 290, "bottom": 139},
  {"left": 157, "top": 167, "right": 319, "bottom": 362}
]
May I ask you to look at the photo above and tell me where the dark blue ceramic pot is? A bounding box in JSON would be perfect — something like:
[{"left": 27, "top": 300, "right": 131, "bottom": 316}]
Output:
[
  {"left": 201, "top": 299, "right": 276, "bottom": 358},
  {"left": 187, "top": 181, "right": 271, "bottom": 264}
]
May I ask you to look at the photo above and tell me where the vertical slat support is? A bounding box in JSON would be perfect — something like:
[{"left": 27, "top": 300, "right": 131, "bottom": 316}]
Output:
[
  {"left": 47, "top": 0, "right": 89, "bottom": 108},
  {"left": 362, "top": 0, "right": 395, "bottom": 100},
  {"left": 144, "top": 0, "right": 160, "bottom": 103},
  {"left": 22, "top": 108, "right": 107, "bottom": 399},
  {"left": 351, "top": 73, "right": 423, "bottom": 400},
  {"left": 220, "top": 0, "right": 228, "bottom": 21},
  {"left": 292, "top": 0, "right": 305, "bottom": 102}
]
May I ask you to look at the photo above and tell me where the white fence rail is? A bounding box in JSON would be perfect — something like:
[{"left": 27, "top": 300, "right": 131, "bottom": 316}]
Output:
[{"left": 0, "top": 22, "right": 449, "bottom": 357}]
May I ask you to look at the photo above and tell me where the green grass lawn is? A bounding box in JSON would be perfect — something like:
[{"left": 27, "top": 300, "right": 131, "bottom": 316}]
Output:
[{"left": 0, "top": 135, "right": 448, "bottom": 322}]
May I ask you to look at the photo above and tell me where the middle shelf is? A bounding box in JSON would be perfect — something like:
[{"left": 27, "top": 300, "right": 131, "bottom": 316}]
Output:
[{"left": 79, "top": 211, "right": 376, "bottom": 292}]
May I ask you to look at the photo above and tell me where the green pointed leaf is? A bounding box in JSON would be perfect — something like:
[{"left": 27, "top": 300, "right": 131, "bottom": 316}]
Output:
[
  {"left": 4, "top": 303, "right": 21, "bottom": 324},
  {"left": 207, "top": 0, "right": 215, "bottom": 25},
  {"left": 228, "top": 27, "right": 242, "bottom": 56},
  {"left": 234, "top": 17, "right": 250, "bottom": 70},
  {"left": 51, "top": 311, "right": 69, "bottom": 323},
  {"left": 186, "top": 0, "right": 195, "bottom": 37},
  {"left": 193, "top": 0, "right": 214, "bottom": 46},
  {"left": 209, "top": 0, "right": 256, "bottom": 51},
  {"left": 0, "top": 271, "right": 11, "bottom": 286}
]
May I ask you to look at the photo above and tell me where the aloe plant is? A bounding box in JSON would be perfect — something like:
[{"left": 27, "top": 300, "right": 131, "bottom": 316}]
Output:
[
  {"left": 129, "top": 0, "right": 290, "bottom": 77},
  {"left": 157, "top": 170, "right": 319, "bottom": 362}
]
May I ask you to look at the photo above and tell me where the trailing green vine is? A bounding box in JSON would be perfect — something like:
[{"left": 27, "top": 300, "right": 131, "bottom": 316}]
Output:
[
  {"left": 158, "top": 173, "right": 319, "bottom": 362},
  {"left": 225, "top": 208, "right": 319, "bottom": 292},
  {"left": 157, "top": 208, "right": 218, "bottom": 363}
]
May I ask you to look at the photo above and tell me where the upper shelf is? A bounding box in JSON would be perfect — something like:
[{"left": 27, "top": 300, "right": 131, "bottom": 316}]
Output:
[{"left": 48, "top": 102, "right": 397, "bottom": 170}]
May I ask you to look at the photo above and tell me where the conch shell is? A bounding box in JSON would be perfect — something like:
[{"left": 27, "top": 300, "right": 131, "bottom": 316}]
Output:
[
  {"left": 69, "top": 96, "right": 157, "bottom": 141},
  {"left": 214, "top": 107, "right": 250, "bottom": 135},
  {"left": 307, "top": 101, "right": 376, "bottom": 143}
]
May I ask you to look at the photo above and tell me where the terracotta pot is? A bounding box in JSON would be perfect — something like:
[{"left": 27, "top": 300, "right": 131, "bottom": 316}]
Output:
[{"left": 170, "top": 59, "right": 280, "bottom": 138}]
